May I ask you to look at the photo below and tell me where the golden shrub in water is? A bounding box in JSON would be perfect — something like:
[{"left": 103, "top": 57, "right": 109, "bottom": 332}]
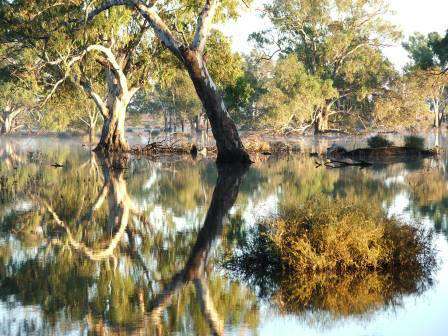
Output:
[
  {"left": 243, "top": 138, "right": 271, "bottom": 153},
  {"left": 270, "top": 197, "right": 433, "bottom": 273},
  {"left": 225, "top": 197, "right": 436, "bottom": 320},
  {"left": 275, "top": 267, "right": 431, "bottom": 319}
]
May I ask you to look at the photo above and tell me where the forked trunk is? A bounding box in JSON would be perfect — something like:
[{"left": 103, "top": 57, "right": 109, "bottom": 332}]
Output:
[
  {"left": 314, "top": 109, "right": 329, "bottom": 134},
  {"left": 1, "top": 108, "right": 22, "bottom": 135},
  {"left": 433, "top": 99, "right": 440, "bottom": 128},
  {"left": 95, "top": 100, "right": 130, "bottom": 152},
  {"left": 74, "top": 44, "right": 139, "bottom": 153},
  {"left": 182, "top": 50, "right": 250, "bottom": 164},
  {"left": 1, "top": 118, "right": 11, "bottom": 134}
]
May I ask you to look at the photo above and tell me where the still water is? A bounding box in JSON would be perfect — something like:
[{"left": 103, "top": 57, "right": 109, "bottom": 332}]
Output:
[{"left": 0, "top": 135, "right": 447, "bottom": 335}]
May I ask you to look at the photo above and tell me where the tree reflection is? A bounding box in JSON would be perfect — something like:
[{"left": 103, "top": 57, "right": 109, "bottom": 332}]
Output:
[
  {"left": 225, "top": 177, "right": 437, "bottom": 328},
  {"left": 1, "top": 139, "right": 447, "bottom": 334},
  {"left": 147, "top": 164, "right": 248, "bottom": 335},
  {"left": 43, "top": 154, "right": 140, "bottom": 263},
  {"left": 0, "top": 151, "right": 258, "bottom": 335}
]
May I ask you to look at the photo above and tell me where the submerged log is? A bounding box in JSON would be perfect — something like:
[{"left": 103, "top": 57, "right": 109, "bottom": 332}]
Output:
[{"left": 327, "top": 145, "right": 438, "bottom": 165}]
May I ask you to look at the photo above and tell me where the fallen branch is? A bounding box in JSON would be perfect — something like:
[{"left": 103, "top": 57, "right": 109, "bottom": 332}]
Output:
[{"left": 315, "top": 158, "right": 372, "bottom": 169}]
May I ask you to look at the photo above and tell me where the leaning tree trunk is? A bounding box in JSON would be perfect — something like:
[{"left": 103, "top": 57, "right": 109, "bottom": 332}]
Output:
[
  {"left": 182, "top": 50, "right": 251, "bottom": 164},
  {"left": 95, "top": 99, "right": 130, "bottom": 152}
]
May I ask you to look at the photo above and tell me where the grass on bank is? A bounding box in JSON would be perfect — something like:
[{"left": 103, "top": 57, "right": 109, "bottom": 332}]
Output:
[{"left": 224, "top": 197, "right": 436, "bottom": 318}]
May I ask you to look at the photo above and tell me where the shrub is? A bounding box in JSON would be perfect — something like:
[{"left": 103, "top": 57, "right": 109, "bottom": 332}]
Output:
[
  {"left": 367, "top": 135, "right": 394, "bottom": 148},
  {"left": 404, "top": 135, "right": 425, "bottom": 150},
  {"left": 269, "top": 198, "right": 432, "bottom": 273},
  {"left": 225, "top": 197, "right": 436, "bottom": 319}
]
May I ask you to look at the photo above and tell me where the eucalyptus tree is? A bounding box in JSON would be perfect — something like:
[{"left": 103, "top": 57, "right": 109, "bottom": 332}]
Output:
[
  {"left": 252, "top": 0, "right": 399, "bottom": 133},
  {"left": 147, "top": 30, "right": 244, "bottom": 133},
  {"left": 0, "top": 81, "right": 33, "bottom": 134},
  {"left": 224, "top": 53, "right": 268, "bottom": 126},
  {"left": 414, "top": 70, "right": 448, "bottom": 128},
  {"left": 403, "top": 32, "right": 448, "bottom": 71},
  {"left": 0, "top": 40, "right": 37, "bottom": 134},
  {"left": 38, "top": 87, "right": 101, "bottom": 137},
  {"left": 43, "top": 10, "right": 158, "bottom": 151},
  {"left": 79, "top": 0, "right": 252, "bottom": 163},
  {"left": 1, "top": 0, "right": 252, "bottom": 162},
  {"left": 0, "top": 1, "right": 160, "bottom": 151},
  {"left": 403, "top": 32, "right": 448, "bottom": 127},
  {"left": 373, "top": 75, "right": 431, "bottom": 129}
]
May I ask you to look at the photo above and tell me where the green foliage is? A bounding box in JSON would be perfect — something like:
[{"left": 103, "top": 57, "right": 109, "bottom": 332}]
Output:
[
  {"left": 224, "top": 51, "right": 270, "bottom": 125},
  {"left": 404, "top": 135, "right": 425, "bottom": 150},
  {"left": 0, "top": 0, "right": 446, "bottom": 134},
  {"left": 258, "top": 54, "right": 337, "bottom": 129},
  {"left": 248, "top": 0, "right": 400, "bottom": 131},
  {"left": 367, "top": 135, "right": 394, "bottom": 148},
  {"left": 373, "top": 72, "right": 433, "bottom": 128},
  {"left": 399, "top": 33, "right": 448, "bottom": 128},
  {"left": 403, "top": 32, "right": 448, "bottom": 70},
  {"left": 224, "top": 75, "right": 256, "bottom": 122},
  {"left": 206, "top": 30, "right": 244, "bottom": 88}
]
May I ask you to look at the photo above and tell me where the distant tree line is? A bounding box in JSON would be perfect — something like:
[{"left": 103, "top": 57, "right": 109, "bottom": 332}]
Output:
[{"left": 0, "top": 0, "right": 447, "bottom": 161}]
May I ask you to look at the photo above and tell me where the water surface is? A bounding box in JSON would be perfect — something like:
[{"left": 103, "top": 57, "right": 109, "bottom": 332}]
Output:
[{"left": 0, "top": 135, "right": 447, "bottom": 335}]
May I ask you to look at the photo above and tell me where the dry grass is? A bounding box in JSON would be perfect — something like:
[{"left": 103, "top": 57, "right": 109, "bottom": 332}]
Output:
[
  {"left": 224, "top": 197, "right": 436, "bottom": 318},
  {"left": 243, "top": 138, "right": 301, "bottom": 154}
]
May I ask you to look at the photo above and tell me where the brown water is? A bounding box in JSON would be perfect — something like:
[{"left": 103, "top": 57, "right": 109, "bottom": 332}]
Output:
[{"left": 0, "top": 134, "right": 447, "bottom": 335}]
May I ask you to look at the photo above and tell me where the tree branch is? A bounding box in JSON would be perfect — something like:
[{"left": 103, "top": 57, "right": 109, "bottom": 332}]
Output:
[
  {"left": 85, "top": 0, "right": 128, "bottom": 22},
  {"left": 82, "top": 1, "right": 183, "bottom": 60},
  {"left": 86, "top": 44, "right": 129, "bottom": 96},
  {"left": 41, "top": 54, "right": 84, "bottom": 106},
  {"left": 192, "top": 0, "right": 218, "bottom": 53},
  {"left": 129, "top": 0, "right": 184, "bottom": 59},
  {"left": 78, "top": 80, "right": 109, "bottom": 118},
  {"left": 129, "top": 86, "right": 140, "bottom": 99}
]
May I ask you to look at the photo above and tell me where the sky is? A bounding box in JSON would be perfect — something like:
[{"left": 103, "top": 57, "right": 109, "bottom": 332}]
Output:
[{"left": 220, "top": 0, "right": 448, "bottom": 70}]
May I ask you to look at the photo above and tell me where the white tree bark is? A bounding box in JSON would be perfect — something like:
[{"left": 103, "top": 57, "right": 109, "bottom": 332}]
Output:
[
  {"left": 85, "top": 0, "right": 251, "bottom": 162},
  {"left": 60, "top": 44, "right": 141, "bottom": 151},
  {"left": 1, "top": 107, "right": 25, "bottom": 134},
  {"left": 192, "top": 0, "right": 218, "bottom": 53}
]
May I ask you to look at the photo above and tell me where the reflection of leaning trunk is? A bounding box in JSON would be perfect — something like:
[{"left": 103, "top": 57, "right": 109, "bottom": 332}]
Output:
[
  {"left": 194, "top": 278, "right": 223, "bottom": 335},
  {"left": 148, "top": 164, "right": 248, "bottom": 334}
]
